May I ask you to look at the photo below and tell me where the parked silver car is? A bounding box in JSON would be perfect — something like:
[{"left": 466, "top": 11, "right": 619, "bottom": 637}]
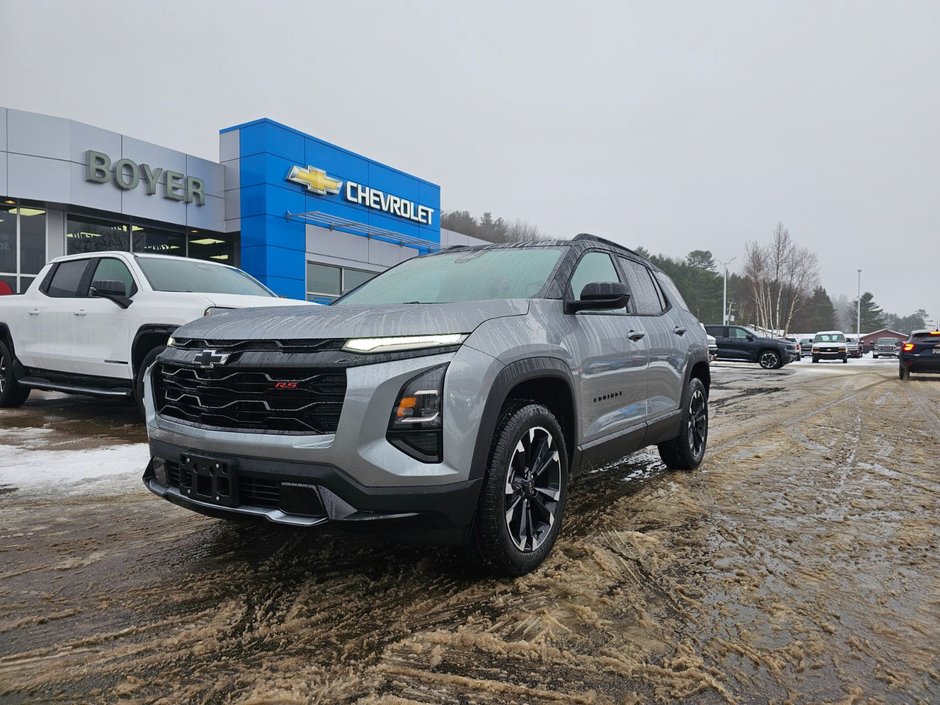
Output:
[{"left": 142, "top": 235, "right": 711, "bottom": 575}]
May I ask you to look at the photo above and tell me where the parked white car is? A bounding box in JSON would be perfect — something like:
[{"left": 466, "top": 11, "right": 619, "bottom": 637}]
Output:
[{"left": 0, "top": 251, "right": 310, "bottom": 413}]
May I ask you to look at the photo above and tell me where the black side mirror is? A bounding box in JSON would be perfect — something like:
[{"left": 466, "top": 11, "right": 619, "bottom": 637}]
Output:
[
  {"left": 565, "top": 281, "right": 630, "bottom": 314},
  {"left": 746, "top": 334, "right": 754, "bottom": 341},
  {"left": 90, "top": 279, "right": 132, "bottom": 309}
]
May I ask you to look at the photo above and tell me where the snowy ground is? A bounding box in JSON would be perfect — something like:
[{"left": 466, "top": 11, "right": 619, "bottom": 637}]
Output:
[{"left": 1, "top": 360, "right": 938, "bottom": 704}]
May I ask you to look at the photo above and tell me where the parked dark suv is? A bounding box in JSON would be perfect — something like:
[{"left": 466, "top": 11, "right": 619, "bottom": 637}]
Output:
[
  {"left": 142, "top": 235, "right": 711, "bottom": 576},
  {"left": 704, "top": 325, "right": 792, "bottom": 369}
]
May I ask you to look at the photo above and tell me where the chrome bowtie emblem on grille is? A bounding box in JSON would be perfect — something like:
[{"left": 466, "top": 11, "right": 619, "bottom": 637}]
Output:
[{"left": 193, "top": 349, "right": 231, "bottom": 368}]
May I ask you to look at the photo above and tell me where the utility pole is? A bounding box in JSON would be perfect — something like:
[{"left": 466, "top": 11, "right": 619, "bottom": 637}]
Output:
[
  {"left": 857, "top": 269, "right": 862, "bottom": 340},
  {"left": 718, "top": 257, "right": 736, "bottom": 325}
]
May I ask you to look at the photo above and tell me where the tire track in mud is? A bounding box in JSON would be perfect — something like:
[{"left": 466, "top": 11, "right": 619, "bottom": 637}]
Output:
[{"left": 2, "top": 367, "right": 939, "bottom": 704}]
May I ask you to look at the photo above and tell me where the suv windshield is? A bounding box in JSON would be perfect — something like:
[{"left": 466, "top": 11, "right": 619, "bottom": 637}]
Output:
[
  {"left": 136, "top": 258, "right": 274, "bottom": 297},
  {"left": 814, "top": 333, "right": 845, "bottom": 343},
  {"left": 336, "top": 247, "right": 565, "bottom": 305},
  {"left": 876, "top": 338, "right": 898, "bottom": 345}
]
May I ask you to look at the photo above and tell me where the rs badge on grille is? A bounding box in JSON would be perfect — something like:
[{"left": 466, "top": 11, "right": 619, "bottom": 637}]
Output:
[{"left": 193, "top": 349, "right": 231, "bottom": 368}]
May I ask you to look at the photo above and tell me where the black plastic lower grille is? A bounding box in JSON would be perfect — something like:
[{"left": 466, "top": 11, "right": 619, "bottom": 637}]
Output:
[
  {"left": 154, "top": 363, "right": 346, "bottom": 434},
  {"left": 165, "top": 461, "right": 324, "bottom": 514}
]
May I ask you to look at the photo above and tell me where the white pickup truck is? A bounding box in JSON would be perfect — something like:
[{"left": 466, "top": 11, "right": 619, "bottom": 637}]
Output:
[{"left": 0, "top": 251, "right": 308, "bottom": 413}]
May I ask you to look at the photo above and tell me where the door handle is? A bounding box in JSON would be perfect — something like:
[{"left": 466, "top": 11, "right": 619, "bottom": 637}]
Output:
[
  {"left": 674, "top": 326, "right": 687, "bottom": 336},
  {"left": 628, "top": 330, "right": 646, "bottom": 341},
  {"left": 73, "top": 310, "right": 87, "bottom": 317},
  {"left": 28, "top": 309, "right": 40, "bottom": 316}
]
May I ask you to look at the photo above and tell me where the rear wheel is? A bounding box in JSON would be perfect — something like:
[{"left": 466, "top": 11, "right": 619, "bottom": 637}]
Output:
[
  {"left": 658, "top": 377, "right": 708, "bottom": 470},
  {"left": 135, "top": 345, "right": 166, "bottom": 418},
  {"left": 759, "top": 350, "right": 781, "bottom": 369},
  {"left": 899, "top": 364, "right": 910, "bottom": 381},
  {"left": 0, "top": 340, "right": 30, "bottom": 408},
  {"left": 471, "top": 402, "right": 568, "bottom": 577}
]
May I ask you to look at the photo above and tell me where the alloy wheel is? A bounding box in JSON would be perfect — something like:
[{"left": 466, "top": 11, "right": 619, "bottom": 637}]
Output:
[
  {"left": 504, "top": 426, "right": 561, "bottom": 552},
  {"left": 760, "top": 351, "right": 779, "bottom": 369},
  {"left": 688, "top": 388, "right": 707, "bottom": 457},
  {"left": 0, "top": 349, "right": 7, "bottom": 395}
]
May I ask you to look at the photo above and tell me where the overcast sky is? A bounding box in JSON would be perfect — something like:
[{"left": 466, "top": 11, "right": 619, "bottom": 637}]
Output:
[{"left": 2, "top": 1, "right": 937, "bottom": 318}]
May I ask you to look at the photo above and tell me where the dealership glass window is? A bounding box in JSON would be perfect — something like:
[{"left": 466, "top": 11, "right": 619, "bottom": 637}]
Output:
[
  {"left": 67, "top": 216, "right": 129, "bottom": 255},
  {"left": 0, "top": 205, "right": 47, "bottom": 293},
  {"left": 343, "top": 268, "right": 377, "bottom": 292},
  {"left": 0, "top": 275, "right": 15, "bottom": 295},
  {"left": 307, "top": 263, "right": 342, "bottom": 298},
  {"left": 0, "top": 205, "right": 17, "bottom": 274},
  {"left": 188, "top": 232, "right": 235, "bottom": 264},
  {"left": 132, "top": 225, "right": 186, "bottom": 256},
  {"left": 19, "top": 207, "right": 46, "bottom": 274}
]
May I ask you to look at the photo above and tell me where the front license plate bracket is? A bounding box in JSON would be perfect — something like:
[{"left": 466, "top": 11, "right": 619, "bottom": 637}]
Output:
[{"left": 179, "top": 454, "right": 239, "bottom": 507}]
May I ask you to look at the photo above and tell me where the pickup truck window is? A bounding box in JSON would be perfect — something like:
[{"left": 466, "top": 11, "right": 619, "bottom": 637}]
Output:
[
  {"left": 90, "top": 258, "right": 138, "bottom": 297},
  {"left": 46, "top": 260, "right": 90, "bottom": 298},
  {"left": 136, "top": 258, "right": 274, "bottom": 297}
]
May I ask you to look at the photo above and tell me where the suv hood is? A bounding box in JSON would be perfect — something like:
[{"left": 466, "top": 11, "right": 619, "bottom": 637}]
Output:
[
  {"left": 171, "top": 299, "right": 531, "bottom": 341},
  {"left": 201, "top": 293, "right": 312, "bottom": 309}
]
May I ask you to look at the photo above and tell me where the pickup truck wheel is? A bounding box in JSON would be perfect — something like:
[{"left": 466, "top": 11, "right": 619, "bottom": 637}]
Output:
[
  {"left": 759, "top": 350, "right": 781, "bottom": 369},
  {"left": 0, "top": 341, "right": 30, "bottom": 407},
  {"left": 658, "top": 377, "right": 708, "bottom": 471},
  {"left": 471, "top": 402, "right": 568, "bottom": 577},
  {"left": 135, "top": 345, "right": 166, "bottom": 419}
]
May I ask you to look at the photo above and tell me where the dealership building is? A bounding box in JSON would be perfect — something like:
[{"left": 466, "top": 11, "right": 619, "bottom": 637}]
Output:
[{"left": 0, "top": 107, "right": 482, "bottom": 301}]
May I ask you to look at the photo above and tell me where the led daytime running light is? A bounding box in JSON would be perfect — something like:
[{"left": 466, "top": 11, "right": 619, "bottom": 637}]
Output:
[{"left": 344, "top": 334, "right": 466, "bottom": 354}]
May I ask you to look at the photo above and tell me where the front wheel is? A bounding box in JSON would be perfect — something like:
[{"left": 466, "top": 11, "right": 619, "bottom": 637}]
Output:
[
  {"left": 759, "top": 350, "right": 781, "bottom": 369},
  {"left": 658, "top": 377, "right": 708, "bottom": 470},
  {"left": 812, "top": 356, "right": 819, "bottom": 363},
  {"left": 0, "top": 340, "right": 30, "bottom": 408},
  {"left": 471, "top": 402, "right": 568, "bottom": 577},
  {"left": 842, "top": 356, "right": 848, "bottom": 364}
]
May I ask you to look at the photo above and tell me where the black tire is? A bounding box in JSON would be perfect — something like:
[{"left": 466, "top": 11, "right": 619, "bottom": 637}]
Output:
[
  {"left": 759, "top": 350, "right": 781, "bottom": 369},
  {"left": 0, "top": 340, "right": 30, "bottom": 407},
  {"left": 842, "top": 355, "right": 848, "bottom": 364},
  {"left": 135, "top": 345, "right": 166, "bottom": 419},
  {"left": 899, "top": 364, "right": 910, "bottom": 381},
  {"left": 812, "top": 356, "right": 819, "bottom": 363},
  {"left": 470, "top": 402, "right": 568, "bottom": 577},
  {"left": 658, "top": 377, "right": 708, "bottom": 471}
]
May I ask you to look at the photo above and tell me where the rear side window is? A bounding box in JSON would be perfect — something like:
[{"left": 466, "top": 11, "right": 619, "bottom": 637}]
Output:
[
  {"left": 45, "top": 260, "right": 89, "bottom": 298},
  {"left": 655, "top": 272, "right": 689, "bottom": 311},
  {"left": 619, "top": 258, "right": 665, "bottom": 315}
]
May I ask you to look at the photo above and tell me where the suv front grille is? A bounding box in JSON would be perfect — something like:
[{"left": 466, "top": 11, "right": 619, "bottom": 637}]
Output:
[{"left": 154, "top": 362, "right": 346, "bottom": 434}]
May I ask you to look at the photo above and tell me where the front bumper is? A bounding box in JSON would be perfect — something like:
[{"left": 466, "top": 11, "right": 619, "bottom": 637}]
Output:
[
  {"left": 143, "top": 439, "right": 481, "bottom": 540},
  {"left": 813, "top": 348, "right": 846, "bottom": 359}
]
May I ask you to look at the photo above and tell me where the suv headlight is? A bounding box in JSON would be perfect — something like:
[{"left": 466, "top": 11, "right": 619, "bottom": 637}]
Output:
[
  {"left": 343, "top": 334, "right": 466, "bottom": 354},
  {"left": 387, "top": 364, "right": 447, "bottom": 463}
]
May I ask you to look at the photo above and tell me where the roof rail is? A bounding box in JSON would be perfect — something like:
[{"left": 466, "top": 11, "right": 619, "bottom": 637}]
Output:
[{"left": 572, "top": 233, "right": 640, "bottom": 257}]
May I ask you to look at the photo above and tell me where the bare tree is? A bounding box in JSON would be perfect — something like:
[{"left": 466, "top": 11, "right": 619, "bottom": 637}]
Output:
[
  {"left": 742, "top": 223, "right": 819, "bottom": 334},
  {"left": 504, "top": 218, "right": 545, "bottom": 242}
]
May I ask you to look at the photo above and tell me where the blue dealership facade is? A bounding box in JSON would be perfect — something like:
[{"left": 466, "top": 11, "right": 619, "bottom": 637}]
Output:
[{"left": 1, "top": 108, "right": 476, "bottom": 299}]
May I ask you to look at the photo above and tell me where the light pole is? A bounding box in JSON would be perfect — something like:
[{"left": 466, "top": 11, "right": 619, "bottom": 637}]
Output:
[
  {"left": 856, "top": 269, "right": 862, "bottom": 340},
  {"left": 719, "top": 257, "right": 736, "bottom": 325}
]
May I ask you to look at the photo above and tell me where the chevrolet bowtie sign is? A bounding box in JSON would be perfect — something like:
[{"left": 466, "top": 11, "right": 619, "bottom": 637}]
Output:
[
  {"left": 287, "top": 165, "right": 435, "bottom": 226},
  {"left": 287, "top": 165, "right": 343, "bottom": 196}
]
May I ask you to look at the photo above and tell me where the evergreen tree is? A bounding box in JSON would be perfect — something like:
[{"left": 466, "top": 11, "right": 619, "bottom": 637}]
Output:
[
  {"left": 789, "top": 286, "right": 836, "bottom": 332},
  {"left": 848, "top": 291, "right": 886, "bottom": 332}
]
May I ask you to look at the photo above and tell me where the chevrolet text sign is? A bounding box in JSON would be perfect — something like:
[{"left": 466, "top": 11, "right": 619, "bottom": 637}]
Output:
[
  {"left": 287, "top": 164, "right": 434, "bottom": 225},
  {"left": 85, "top": 150, "right": 206, "bottom": 206}
]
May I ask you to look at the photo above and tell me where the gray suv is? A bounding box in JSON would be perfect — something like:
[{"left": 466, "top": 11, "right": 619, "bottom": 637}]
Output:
[{"left": 142, "top": 235, "right": 710, "bottom": 575}]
